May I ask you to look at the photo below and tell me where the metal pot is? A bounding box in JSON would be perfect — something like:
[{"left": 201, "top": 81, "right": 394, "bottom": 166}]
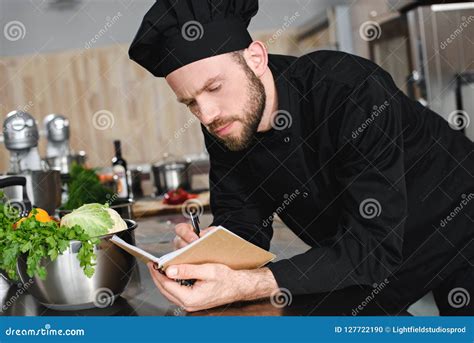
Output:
[
  {"left": 0, "top": 171, "right": 61, "bottom": 214},
  {"left": 45, "top": 152, "right": 87, "bottom": 175},
  {"left": 151, "top": 160, "right": 190, "bottom": 195},
  {"left": 16, "top": 219, "right": 137, "bottom": 311}
]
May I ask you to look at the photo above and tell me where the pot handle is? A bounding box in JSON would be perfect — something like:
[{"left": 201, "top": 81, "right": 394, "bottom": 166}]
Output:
[
  {"left": 0, "top": 176, "right": 26, "bottom": 188},
  {"left": 0, "top": 270, "right": 10, "bottom": 282},
  {"left": 0, "top": 176, "right": 32, "bottom": 215},
  {"left": 0, "top": 268, "right": 17, "bottom": 285}
]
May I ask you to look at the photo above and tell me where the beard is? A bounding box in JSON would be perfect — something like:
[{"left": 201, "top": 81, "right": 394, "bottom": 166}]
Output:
[{"left": 208, "top": 63, "right": 266, "bottom": 151}]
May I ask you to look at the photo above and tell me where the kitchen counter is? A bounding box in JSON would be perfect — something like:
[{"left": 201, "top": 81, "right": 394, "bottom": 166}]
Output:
[{"left": 0, "top": 213, "right": 409, "bottom": 316}]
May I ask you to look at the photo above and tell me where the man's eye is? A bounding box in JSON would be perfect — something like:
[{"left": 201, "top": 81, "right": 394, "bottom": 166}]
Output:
[
  {"left": 187, "top": 100, "right": 196, "bottom": 108},
  {"left": 208, "top": 85, "right": 221, "bottom": 92}
]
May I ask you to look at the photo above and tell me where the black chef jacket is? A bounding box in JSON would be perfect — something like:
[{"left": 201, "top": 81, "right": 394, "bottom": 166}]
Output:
[{"left": 202, "top": 51, "right": 474, "bottom": 306}]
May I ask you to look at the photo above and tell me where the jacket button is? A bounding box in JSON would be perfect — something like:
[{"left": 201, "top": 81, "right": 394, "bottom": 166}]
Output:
[
  {"left": 303, "top": 191, "right": 309, "bottom": 198},
  {"left": 284, "top": 136, "right": 290, "bottom": 143}
]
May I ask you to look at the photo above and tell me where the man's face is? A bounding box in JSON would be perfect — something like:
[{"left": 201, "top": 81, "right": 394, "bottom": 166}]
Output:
[{"left": 166, "top": 52, "right": 265, "bottom": 151}]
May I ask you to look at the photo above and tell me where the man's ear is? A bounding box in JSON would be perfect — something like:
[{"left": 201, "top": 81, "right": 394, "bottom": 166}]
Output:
[{"left": 243, "top": 41, "right": 268, "bottom": 78}]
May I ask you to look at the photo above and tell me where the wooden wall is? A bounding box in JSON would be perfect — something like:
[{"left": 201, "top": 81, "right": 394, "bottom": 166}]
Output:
[
  {"left": 0, "top": 43, "right": 207, "bottom": 171},
  {"left": 0, "top": 32, "right": 296, "bottom": 171}
]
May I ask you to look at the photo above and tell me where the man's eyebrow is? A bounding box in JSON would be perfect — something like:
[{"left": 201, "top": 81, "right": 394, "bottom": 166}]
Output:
[{"left": 177, "top": 75, "right": 222, "bottom": 104}]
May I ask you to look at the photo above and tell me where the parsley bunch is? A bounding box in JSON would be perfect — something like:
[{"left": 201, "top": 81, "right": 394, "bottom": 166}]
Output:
[{"left": 0, "top": 194, "right": 99, "bottom": 280}]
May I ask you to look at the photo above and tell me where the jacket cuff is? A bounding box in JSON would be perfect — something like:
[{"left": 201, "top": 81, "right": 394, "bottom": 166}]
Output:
[{"left": 266, "top": 259, "right": 310, "bottom": 295}]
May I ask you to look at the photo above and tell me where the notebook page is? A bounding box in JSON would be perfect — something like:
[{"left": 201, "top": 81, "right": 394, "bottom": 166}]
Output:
[
  {"left": 158, "top": 226, "right": 222, "bottom": 265},
  {"left": 110, "top": 235, "right": 160, "bottom": 264}
]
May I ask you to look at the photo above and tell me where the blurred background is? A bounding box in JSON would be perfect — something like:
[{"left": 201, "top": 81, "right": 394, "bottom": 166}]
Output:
[{"left": 1, "top": 0, "right": 472, "bottom": 173}]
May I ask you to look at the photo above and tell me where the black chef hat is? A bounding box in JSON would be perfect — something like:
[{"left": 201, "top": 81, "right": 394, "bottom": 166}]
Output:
[{"left": 129, "top": 0, "right": 258, "bottom": 77}]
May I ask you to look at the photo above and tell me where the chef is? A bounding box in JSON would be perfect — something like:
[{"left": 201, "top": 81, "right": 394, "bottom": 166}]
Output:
[{"left": 129, "top": 0, "right": 474, "bottom": 314}]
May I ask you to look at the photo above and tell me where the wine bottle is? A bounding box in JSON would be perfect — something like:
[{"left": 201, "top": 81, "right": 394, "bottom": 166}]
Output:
[{"left": 112, "top": 140, "right": 129, "bottom": 199}]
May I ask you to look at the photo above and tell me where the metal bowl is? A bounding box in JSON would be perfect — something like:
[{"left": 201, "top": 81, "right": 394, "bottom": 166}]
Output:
[{"left": 16, "top": 219, "right": 137, "bottom": 311}]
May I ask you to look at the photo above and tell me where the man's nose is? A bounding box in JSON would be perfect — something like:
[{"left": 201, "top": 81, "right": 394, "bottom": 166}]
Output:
[{"left": 199, "top": 102, "right": 221, "bottom": 126}]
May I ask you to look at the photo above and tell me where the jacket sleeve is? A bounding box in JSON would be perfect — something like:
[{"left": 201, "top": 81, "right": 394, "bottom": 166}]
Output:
[
  {"left": 268, "top": 74, "right": 407, "bottom": 294},
  {"left": 202, "top": 127, "right": 275, "bottom": 250}
]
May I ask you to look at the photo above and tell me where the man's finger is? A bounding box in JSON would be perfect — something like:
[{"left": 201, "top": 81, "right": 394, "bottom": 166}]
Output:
[
  {"left": 173, "top": 236, "right": 188, "bottom": 250},
  {"left": 165, "top": 263, "right": 218, "bottom": 280},
  {"left": 147, "top": 263, "right": 184, "bottom": 307},
  {"left": 148, "top": 264, "right": 197, "bottom": 306},
  {"left": 175, "top": 223, "right": 199, "bottom": 243}
]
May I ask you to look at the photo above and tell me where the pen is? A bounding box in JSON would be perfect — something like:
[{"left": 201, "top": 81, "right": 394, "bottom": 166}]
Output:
[{"left": 189, "top": 209, "right": 201, "bottom": 237}]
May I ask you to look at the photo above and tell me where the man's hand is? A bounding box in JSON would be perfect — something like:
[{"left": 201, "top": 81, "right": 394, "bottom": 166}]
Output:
[
  {"left": 173, "top": 223, "right": 215, "bottom": 249},
  {"left": 147, "top": 262, "right": 279, "bottom": 312}
]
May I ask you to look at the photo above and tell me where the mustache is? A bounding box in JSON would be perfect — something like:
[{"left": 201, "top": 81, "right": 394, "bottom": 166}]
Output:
[{"left": 208, "top": 117, "right": 240, "bottom": 133}]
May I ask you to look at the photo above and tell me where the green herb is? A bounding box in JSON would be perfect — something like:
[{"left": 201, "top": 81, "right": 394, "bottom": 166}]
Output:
[
  {"left": 0, "top": 197, "right": 98, "bottom": 280},
  {"left": 62, "top": 164, "right": 113, "bottom": 210}
]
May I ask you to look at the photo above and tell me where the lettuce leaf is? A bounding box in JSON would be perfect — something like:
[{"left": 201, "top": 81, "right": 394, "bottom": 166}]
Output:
[
  {"left": 60, "top": 203, "right": 113, "bottom": 237},
  {"left": 106, "top": 208, "right": 128, "bottom": 233}
]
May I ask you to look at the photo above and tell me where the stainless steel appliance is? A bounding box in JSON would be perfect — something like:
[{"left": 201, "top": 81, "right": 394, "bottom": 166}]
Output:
[
  {"left": 2, "top": 111, "right": 62, "bottom": 213},
  {"left": 3, "top": 110, "right": 42, "bottom": 173},
  {"left": 406, "top": 2, "right": 474, "bottom": 141},
  {"left": 369, "top": 2, "right": 474, "bottom": 141},
  {"left": 44, "top": 114, "right": 70, "bottom": 157},
  {"left": 43, "top": 114, "right": 87, "bottom": 174},
  {"left": 15, "top": 220, "right": 137, "bottom": 310}
]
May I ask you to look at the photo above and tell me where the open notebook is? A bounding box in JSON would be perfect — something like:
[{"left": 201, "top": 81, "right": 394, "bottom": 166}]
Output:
[{"left": 110, "top": 226, "right": 276, "bottom": 270}]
